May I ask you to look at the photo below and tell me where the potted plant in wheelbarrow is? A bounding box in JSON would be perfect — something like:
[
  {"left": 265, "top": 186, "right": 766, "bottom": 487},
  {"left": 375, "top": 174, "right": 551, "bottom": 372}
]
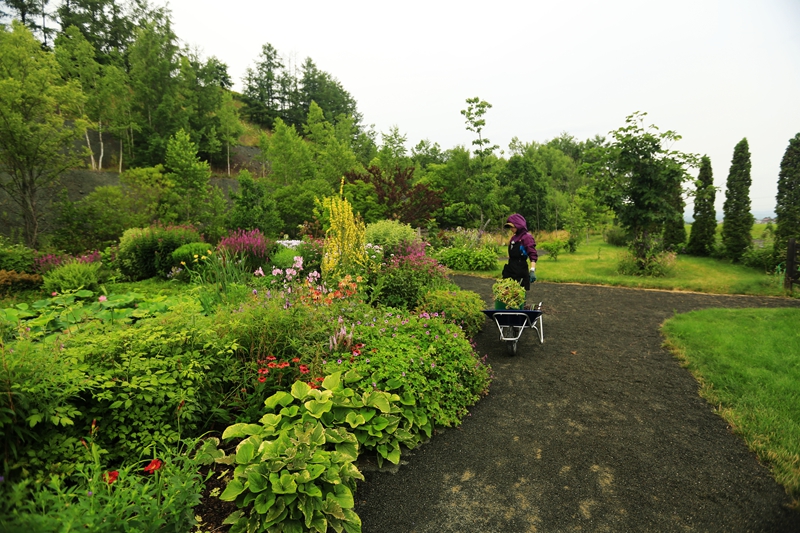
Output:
[{"left": 492, "top": 278, "right": 525, "bottom": 309}]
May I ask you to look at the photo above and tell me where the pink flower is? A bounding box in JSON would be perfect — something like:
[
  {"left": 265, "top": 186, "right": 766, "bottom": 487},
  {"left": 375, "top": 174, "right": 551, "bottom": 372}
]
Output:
[
  {"left": 51, "top": 292, "right": 57, "bottom": 296},
  {"left": 98, "top": 295, "right": 107, "bottom": 302}
]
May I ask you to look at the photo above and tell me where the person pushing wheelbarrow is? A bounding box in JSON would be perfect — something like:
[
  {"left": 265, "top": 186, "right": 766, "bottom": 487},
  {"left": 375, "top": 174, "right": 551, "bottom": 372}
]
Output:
[{"left": 502, "top": 213, "right": 538, "bottom": 294}]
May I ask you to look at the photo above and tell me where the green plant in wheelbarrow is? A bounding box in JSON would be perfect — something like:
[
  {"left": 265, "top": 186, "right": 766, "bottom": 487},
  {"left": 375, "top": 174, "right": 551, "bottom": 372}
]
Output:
[{"left": 492, "top": 278, "right": 525, "bottom": 309}]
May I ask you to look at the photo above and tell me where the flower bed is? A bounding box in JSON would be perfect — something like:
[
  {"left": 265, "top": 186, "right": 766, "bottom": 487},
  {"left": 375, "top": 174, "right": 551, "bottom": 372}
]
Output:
[{"left": 0, "top": 244, "right": 491, "bottom": 531}]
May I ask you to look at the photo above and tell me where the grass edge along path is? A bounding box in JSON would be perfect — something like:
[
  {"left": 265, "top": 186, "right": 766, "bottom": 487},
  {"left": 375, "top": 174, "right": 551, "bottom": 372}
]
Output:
[{"left": 662, "top": 307, "right": 800, "bottom": 507}]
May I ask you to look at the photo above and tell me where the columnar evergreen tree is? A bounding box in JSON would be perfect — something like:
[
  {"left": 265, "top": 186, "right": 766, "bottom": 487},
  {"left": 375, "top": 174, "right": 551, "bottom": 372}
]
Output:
[
  {"left": 662, "top": 163, "right": 687, "bottom": 249},
  {"left": 775, "top": 133, "right": 800, "bottom": 257},
  {"left": 721, "top": 138, "right": 753, "bottom": 261},
  {"left": 687, "top": 155, "right": 717, "bottom": 256}
]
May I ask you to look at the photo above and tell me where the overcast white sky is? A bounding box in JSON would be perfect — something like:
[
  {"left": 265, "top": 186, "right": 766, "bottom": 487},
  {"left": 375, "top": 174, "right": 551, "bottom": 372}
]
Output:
[{"left": 167, "top": 0, "right": 800, "bottom": 218}]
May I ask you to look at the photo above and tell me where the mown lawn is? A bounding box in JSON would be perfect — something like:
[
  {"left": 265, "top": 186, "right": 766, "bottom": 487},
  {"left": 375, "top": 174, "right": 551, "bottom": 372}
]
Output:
[
  {"left": 662, "top": 308, "right": 800, "bottom": 505},
  {"left": 466, "top": 233, "right": 790, "bottom": 297}
]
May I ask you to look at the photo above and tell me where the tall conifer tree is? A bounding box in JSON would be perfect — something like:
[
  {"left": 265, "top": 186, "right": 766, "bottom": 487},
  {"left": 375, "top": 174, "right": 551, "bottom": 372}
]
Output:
[
  {"left": 775, "top": 133, "right": 800, "bottom": 258},
  {"left": 722, "top": 138, "right": 753, "bottom": 261},
  {"left": 687, "top": 156, "right": 717, "bottom": 256},
  {"left": 662, "top": 163, "right": 687, "bottom": 249}
]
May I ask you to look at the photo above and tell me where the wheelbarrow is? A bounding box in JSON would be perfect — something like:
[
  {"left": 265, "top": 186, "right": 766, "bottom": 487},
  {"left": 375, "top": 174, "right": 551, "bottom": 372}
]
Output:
[{"left": 482, "top": 302, "right": 543, "bottom": 356}]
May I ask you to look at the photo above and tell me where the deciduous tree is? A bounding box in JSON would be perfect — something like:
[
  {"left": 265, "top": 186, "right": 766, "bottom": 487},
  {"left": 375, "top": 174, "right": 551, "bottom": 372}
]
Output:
[
  {"left": 228, "top": 169, "right": 282, "bottom": 236},
  {"left": 217, "top": 90, "right": 243, "bottom": 176},
  {"left": 344, "top": 165, "right": 442, "bottom": 227},
  {"left": 461, "top": 97, "right": 499, "bottom": 161},
  {"left": 263, "top": 119, "right": 315, "bottom": 185},
  {"left": 0, "top": 22, "right": 87, "bottom": 247},
  {"left": 593, "top": 112, "right": 696, "bottom": 268}
]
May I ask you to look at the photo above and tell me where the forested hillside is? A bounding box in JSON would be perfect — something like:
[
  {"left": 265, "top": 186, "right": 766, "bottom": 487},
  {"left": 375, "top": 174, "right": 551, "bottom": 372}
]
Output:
[{"left": 3, "top": 0, "right": 794, "bottom": 276}]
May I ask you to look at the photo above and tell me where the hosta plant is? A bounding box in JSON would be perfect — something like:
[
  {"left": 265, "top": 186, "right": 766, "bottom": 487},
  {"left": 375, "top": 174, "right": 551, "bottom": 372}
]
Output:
[{"left": 210, "top": 373, "right": 367, "bottom": 533}]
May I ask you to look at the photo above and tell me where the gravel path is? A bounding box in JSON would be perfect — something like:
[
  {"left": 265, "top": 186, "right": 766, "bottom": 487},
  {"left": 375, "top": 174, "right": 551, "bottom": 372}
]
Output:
[{"left": 353, "top": 277, "right": 800, "bottom": 532}]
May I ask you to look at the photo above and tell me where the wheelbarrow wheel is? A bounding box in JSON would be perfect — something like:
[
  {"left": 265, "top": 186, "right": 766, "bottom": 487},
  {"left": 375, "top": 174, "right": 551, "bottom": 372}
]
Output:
[{"left": 506, "top": 339, "right": 518, "bottom": 356}]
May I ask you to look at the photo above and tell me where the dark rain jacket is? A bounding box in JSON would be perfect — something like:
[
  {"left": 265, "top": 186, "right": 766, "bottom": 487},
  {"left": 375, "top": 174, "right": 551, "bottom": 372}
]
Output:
[{"left": 502, "top": 213, "right": 538, "bottom": 290}]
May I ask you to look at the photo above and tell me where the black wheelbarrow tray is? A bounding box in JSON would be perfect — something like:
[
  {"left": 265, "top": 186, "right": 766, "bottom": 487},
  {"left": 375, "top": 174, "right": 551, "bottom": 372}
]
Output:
[{"left": 482, "top": 303, "right": 543, "bottom": 356}]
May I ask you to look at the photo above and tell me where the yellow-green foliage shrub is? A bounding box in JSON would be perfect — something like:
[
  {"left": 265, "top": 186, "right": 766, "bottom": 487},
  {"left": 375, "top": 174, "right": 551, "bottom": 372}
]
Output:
[
  {"left": 366, "top": 219, "right": 419, "bottom": 253},
  {"left": 416, "top": 288, "right": 486, "bottom": 338},
  {"left": 0, "top": 270, "right": 42, "bottom": 294},
  {"left": 321, "top": 191, "right": 368, "bottom": 280},
  {"left": 42, "top": 261, "right": 103, "bottom": 294}
]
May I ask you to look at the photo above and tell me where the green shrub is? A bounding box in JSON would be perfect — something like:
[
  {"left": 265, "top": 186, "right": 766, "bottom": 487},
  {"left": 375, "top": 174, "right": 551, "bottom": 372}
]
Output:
[
  {"left": 296, "top": 237, "right": 324, "bottom": 273},
  {"left": 416, "top": 288, "right": 486, "bottom": 339},
  {"left": 327, "top": 305, "right": 492, "bottom": 428},
  {"left": 42, "top": 261, "right": 103, "bottom": 294},
  {"left": 540, "top": 240, "right": 566, "bottom": 261},
  {"left": 171, "top": 242, "right": 213, "bottom": 266},
  {"left": 270, "top": 245, "right": 299, "bottom": 269},
  {"left": 436, "top": 246, "right": 498, "bottom": 271},
  {"left": 372, "top": 243, "right": 449, "bottom": 310},
  {"left": 603, "top": 225, "right": 629, "bottom": 247},
  {"left": 741, "top": 244, "right": 781, "bottom": 273},
  {"left": 0, "top": 238, "right": 36, "bottom": 273},
  {"left": 117, "top": 225, "right": 202, "bottom": 281},
  {"left": 52, "top": 186, "right": 149, "bottom": 254},
  {"left": 69, "top": 303, "right": 237, "bottom": 460},
  {"left": 366, "top": 219, "right": 420, "bottom": 254},
  {"left": 617, "top": 249, "right": 677, "bottom": 277},
  {"left": 170, "top": 242, "right": 213, "bottom": 279},
  {"left": 566, "top": 233, "right": 580, "bottom": 253}
]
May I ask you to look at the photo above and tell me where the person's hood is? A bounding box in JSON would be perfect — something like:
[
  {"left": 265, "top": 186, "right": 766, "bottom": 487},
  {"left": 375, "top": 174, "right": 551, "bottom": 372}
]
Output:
[{"left": 506, "top": 214, "right": 528, "bottom": 232}]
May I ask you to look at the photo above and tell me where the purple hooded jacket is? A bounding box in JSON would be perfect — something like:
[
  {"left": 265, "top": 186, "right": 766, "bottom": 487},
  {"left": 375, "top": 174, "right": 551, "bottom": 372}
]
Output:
[{"left": 506, "top": 214, "right": 538, "bottom": 263}]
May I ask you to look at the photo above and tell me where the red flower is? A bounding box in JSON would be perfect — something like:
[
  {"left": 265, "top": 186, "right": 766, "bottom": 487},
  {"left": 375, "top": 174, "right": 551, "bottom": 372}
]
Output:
[
  {"left": 104, "top": 470, "right": 119, "bottom": 484},
  {"left": 144, "top": 459, "right": 163, "bottom": 474},
  {"left": 266, "top": 355, "right": 277, "bottom": 361},
  {"left": 299, "top": 364, "right": 310, "bottom": 374},
  {"left": 291, "top": 357, "right": 301, "bottom": 363},
  {"left": 258, "top": 376, "right": 267, "bottom": 383},
  {"left": 257, "top": 367, "right": 269, "bottom": 375},
  {"left": 279, "top": 362, "right": 290, "bottom": 369},
  {"left": 315, "top": 377, "right": 324, "bottom": 382},
  {"left": 352, "top": 350, "right": 361, "bottom": 357},
  {"left": 267, "top": 362, "right": 278, "bottom": 368}
]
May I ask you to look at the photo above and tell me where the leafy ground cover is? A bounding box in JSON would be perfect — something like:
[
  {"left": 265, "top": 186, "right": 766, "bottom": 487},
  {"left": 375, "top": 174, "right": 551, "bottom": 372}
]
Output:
[{"left": 662, "top": 308, "right": 800, "bottom": 504}]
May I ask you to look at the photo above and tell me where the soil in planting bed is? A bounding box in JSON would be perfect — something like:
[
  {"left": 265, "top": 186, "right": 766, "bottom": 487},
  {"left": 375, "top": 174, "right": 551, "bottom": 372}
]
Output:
[{"left": 353, "top": 277, "right": 800, "bottom": 532}]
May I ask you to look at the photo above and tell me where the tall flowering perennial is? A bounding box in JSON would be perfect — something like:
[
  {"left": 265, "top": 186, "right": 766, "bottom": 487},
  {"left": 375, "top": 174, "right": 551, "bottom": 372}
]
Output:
[
  {"left": 321, "top": 180, "right": 368, "bottom": 281},
  {"left": 218, "top": 228, "right": 271, "bottom": 269},
  {"left": 34, "top": 250, "right": 102, "bottom": 274}
]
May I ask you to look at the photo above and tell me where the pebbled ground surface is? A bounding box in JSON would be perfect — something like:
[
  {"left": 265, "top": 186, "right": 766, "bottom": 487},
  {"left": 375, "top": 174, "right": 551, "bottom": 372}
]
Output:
[{"left": 353, "top": 277, "right": 800, "bottom": 533}]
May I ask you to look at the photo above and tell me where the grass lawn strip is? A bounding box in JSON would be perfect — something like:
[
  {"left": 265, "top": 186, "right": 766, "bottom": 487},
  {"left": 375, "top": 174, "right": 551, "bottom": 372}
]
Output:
[{"left": 663, "top": 307, "right": 800, "bottom": 505}]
